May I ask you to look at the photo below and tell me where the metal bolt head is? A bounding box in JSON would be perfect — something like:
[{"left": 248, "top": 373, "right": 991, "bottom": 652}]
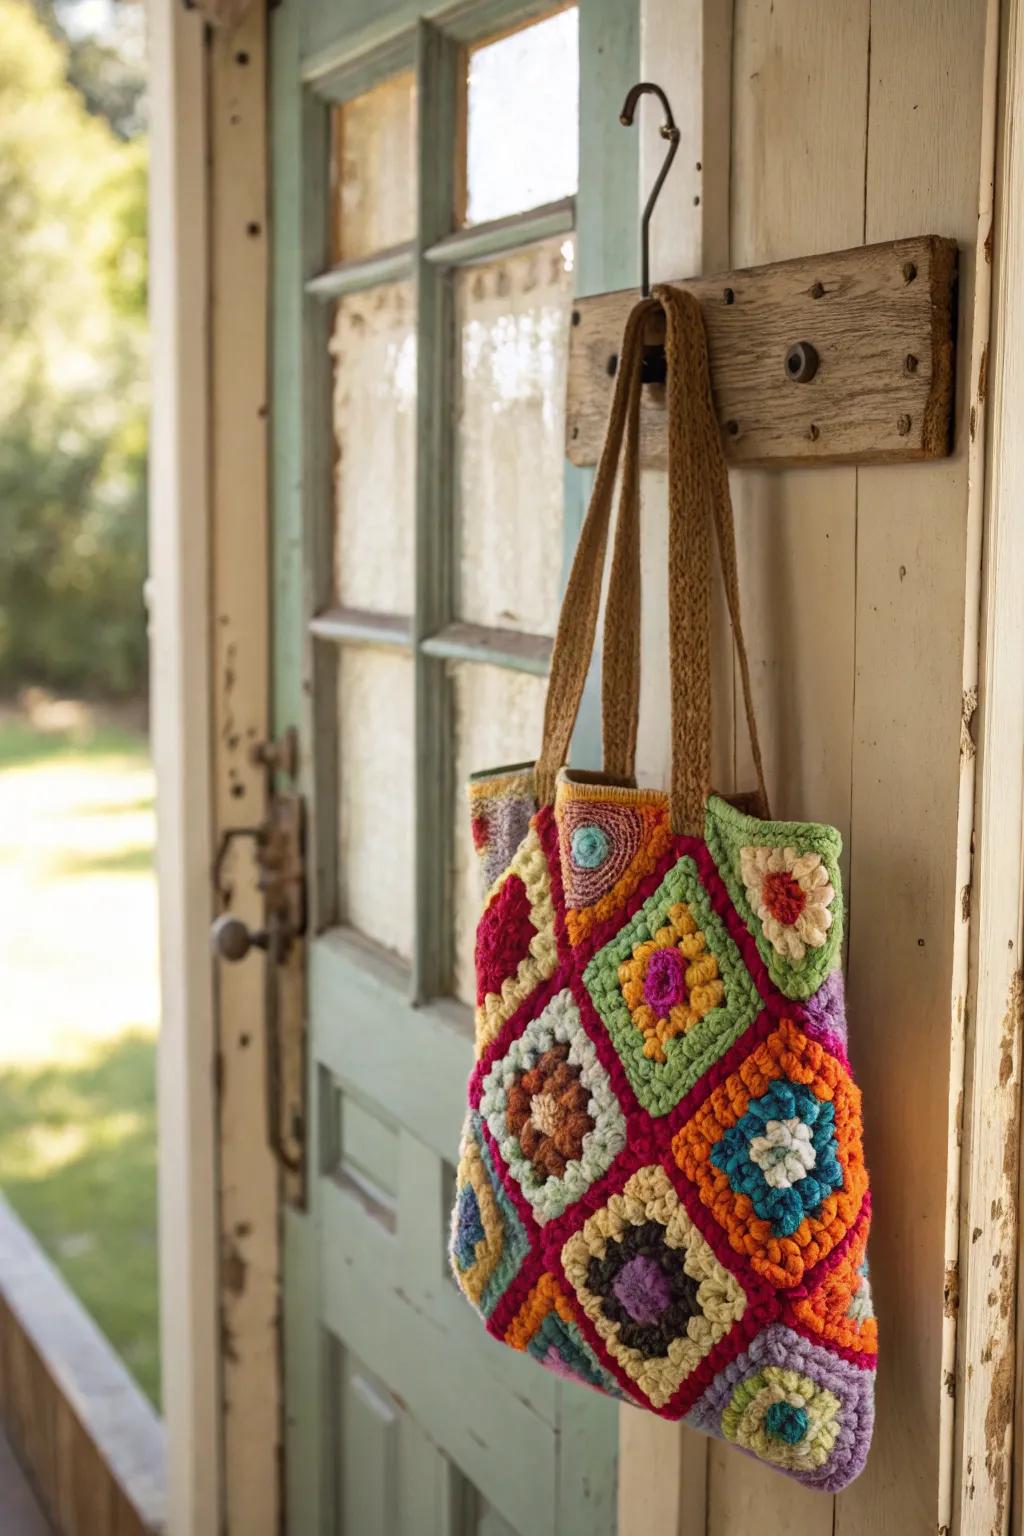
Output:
[
  {"left": 810, "top": 281, "right": 826, "bottom": 299},
  {"left": 784, "top": 341, "right": 819, "bottom": 383}
]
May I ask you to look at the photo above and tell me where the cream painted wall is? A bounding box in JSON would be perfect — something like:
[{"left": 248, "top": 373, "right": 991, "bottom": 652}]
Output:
[{"left": 619, "top": 2, "right": 1005, "bottom": 1532}]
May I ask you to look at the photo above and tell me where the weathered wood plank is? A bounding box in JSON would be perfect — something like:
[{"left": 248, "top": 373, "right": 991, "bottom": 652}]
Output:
[
  {"left": 837, "top": 0, "right": 995, "bottom": 1531},
  {"left": 950, "top": 0, "right": 1018, "bottom": 1529},
  {"left": 567, "top": 234, "right": 957, "bottom": 470},
  {"left": 208, "top": 10, "right": 282, "bottom": 1534},
  {"left": 147, "top": 0, "right": 221, "bottom": 1527}
]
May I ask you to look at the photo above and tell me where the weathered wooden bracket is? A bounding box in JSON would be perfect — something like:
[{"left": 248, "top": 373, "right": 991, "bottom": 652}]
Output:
[{"left": 566, "top": 235, "right": 958, "bottom": 469}]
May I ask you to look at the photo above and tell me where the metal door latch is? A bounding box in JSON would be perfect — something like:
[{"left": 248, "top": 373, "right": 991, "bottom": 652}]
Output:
[{"left": 209, "top": 729, "right": 307, "bottom": 1179}]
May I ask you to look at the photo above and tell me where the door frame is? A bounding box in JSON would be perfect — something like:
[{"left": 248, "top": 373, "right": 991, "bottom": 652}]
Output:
[{"left": 149, "top": 0, "right": 279, "bottom": 1532}]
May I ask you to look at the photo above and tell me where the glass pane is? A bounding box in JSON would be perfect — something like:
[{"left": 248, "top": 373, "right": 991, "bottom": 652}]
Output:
[
  {"left": 450, "top": 663, "right": 547, "bottom": 1005},
  {"left": 463, "top": 7, "right": 579, "bottom": 226},
  {"left": 455, "top": 236, "right": 574, "bottom": 636},
  {"left": 331, "top": 71, "right": 416, "bottom": 262},
  {"left": 338, "top": 649, "right": 414, "bottom": 959},
  {"left": 331, "top": 281, "right": 416, "bottom": 614}
]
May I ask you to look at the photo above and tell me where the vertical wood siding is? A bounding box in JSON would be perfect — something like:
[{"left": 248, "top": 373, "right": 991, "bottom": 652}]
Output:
[{"left": 624, "top": 0, "right": 1001, "bottom": 1531}]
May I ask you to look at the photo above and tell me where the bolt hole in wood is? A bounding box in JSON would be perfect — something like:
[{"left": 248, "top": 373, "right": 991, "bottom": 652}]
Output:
[{"left": 784, "top": 340, "right": 819, "bottom": 382}]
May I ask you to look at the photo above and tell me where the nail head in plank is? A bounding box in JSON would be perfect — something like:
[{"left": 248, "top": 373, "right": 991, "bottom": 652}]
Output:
[{"left": 566, "top": 234, "right": 957, "bottom": 469}]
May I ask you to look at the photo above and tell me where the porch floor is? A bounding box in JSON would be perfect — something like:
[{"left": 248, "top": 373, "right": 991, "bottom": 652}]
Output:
[{"left": 0, "top": 1431, "right": 51, "bottom": 1535}]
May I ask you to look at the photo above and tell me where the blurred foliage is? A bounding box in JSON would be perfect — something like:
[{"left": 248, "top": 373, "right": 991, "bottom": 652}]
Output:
[
  {"left": 34, "top": 0, "right": 147, "bottom": 141},
  {"left": 0, "top": 0, "right": 148, "bottom": 698}
]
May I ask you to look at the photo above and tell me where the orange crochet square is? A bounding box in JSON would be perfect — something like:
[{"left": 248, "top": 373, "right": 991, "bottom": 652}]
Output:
[
  {"left": 787, "top": 1211, "right": 877, "bottom": 1358},
  {"left": 671, "top": 1018, "right": 868, "bottom": 1290}
]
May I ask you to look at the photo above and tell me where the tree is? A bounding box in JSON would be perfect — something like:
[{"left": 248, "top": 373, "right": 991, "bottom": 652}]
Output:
[{"left": 0, "top": 0, "right": 148, "bottom": 697}]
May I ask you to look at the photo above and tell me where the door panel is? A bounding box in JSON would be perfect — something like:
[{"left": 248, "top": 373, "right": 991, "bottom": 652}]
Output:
[{"left": 272, "top": 3, "right": 640, "bottom": 1531}]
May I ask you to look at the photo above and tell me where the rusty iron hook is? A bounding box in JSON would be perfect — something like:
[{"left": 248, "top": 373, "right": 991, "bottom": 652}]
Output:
[{"left": 619, "top": 82, "right": 681, "bottom": 300}]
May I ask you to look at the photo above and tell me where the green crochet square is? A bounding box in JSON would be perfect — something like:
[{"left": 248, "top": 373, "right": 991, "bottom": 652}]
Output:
[
  {"left": 704, "top": 795, "right": 844, "bottom": 1002},
  {"left": 583, "top": 855, "right": 761, "bottom": 1117}
]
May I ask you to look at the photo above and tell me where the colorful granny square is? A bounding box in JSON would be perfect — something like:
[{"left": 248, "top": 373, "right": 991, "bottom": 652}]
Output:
[
  {"left": 672, "top": 1018, "right": 868, "bottom": 1289},
  {"left": 479, "top": 987, "right": 627, "bottom": 1224},
  {"left": 583, "top": 855, "right": 760, "bottom": 1116},
  {"left": 705, "top": 795, "right": 844, "bottom": 1002},
  {"left": 450, "top": 1112, "right": 530, "bottom": 1318},
  {"left": 685, "top": 1324, "right": 873, "bottom": 1491},
  {"left": 560, "top": 1165, "right": 747, "bottom": 1410},
  {"left": 468, "top": 766, "right": 537, "bottom": 892},
  {"left": 556, "top": 780, "right": 675, "bottom": 947}
]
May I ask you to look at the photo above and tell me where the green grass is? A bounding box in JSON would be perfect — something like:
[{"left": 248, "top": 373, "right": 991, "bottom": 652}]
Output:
[
  {"left": 0, "top": 1033, "right": 159, "bottom": 1400},
  {"left": 0, "top": 712, "right": 160, "bottom": 1404}
]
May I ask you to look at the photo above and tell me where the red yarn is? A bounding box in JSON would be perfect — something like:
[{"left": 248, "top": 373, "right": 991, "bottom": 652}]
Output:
[
  {"left": 475, "top": 874, "right": 536, "bottom": 1005},
  {"left": 471, "top": 814, "right": 490, "bottom": 851},
  {"left": 761, "top": 871, "right": 806, "bottom": 927}
]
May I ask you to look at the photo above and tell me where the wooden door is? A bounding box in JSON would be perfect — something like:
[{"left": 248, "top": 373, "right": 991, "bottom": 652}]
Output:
[{"left": 269, "top": 3, "right": 639, "bottom": 1531}]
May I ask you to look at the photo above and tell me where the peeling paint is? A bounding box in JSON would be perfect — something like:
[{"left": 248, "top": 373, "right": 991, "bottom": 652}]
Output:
[
  {"left": 977, "top": 342, "right": 989, "bottom": 405},
  {"left": 960, "top": 687, "right": 978, "bottom": 762},
  {"left": 998, "top": 971, "right": 1023, "bottom": 1091},
  {"left": 983, "top": 1344, "right": 1014, "bottom": 1525},
  {"left": 944, "top": 1261, "right": 960, "bottom": 1319},
  {"left": 224, "top": 1238, "right": 248, "bottom": 1297},
  {"left": 960, "top": 884, "right": 971, "bottom": 923}
]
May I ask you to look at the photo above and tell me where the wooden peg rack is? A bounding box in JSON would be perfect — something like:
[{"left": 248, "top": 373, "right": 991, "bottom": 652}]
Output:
[{"left": 566, "top": 235, "right": 958, "bottom": 470}]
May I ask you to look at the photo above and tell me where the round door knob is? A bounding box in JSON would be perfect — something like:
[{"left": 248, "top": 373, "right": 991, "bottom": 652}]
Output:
[{"left": 210, "top": 913, "right": 265, "bottom": 962}]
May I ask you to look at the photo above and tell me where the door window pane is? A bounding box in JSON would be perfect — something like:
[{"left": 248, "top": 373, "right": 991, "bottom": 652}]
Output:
[
  {"left": 338, "top": 649, "right": 414, "bottom": 959},
  {"left": 462, "top": 7, "right": 579, "bottom": 226},
  {"left": 331, "top": 281, "right": 416, "bottom": 614},
  {"left": 331, "top": 71, "right": 416, "bottom": 262},
  {"left": 455, "top": 236, "right": 574, "bottom": 636},
  {"left": 450, "top": 663, "right": 547, "bottom": 1005}
]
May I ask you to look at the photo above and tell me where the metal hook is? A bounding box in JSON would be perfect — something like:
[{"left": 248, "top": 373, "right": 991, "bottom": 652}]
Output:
[{"left": 620, "top": 82, "right": 681, "bottom": 299}]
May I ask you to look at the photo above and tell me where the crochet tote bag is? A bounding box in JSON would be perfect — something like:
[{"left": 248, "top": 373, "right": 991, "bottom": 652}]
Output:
[{"left": 449, "top": 287, "right": 876, "bottom": 1492}]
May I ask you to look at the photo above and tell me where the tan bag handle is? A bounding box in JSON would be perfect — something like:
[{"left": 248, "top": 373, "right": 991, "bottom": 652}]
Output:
[{"left": 536, "top": 286, "right": 769, "bottom": 834}]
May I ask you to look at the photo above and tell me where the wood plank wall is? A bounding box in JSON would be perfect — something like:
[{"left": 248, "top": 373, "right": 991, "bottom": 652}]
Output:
[{"left": 623, "top": 0, "right": 1000, "bottom": 1531}]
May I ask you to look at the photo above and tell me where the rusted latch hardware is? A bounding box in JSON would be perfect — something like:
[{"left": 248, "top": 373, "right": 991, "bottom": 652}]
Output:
[{"left": 210, "top": 728, "right": 306, "bottom": 1180}]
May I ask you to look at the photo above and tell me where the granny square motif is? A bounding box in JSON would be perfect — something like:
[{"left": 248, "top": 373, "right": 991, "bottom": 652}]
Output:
[{"left": 450, "top": 773, "right": 875, "bottom": 1492}]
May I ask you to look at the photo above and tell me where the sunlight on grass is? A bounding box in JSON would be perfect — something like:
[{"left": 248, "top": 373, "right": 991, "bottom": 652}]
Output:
[{"left": 0, "top": 712, "right": 160, "bottom": 1404}]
